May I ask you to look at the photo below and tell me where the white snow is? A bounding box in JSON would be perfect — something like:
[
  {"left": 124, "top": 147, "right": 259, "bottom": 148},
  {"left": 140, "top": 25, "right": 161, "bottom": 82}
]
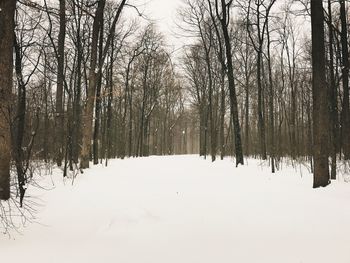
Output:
[{"left": 1, "top": 155, "right": 350, "bottom": 263}]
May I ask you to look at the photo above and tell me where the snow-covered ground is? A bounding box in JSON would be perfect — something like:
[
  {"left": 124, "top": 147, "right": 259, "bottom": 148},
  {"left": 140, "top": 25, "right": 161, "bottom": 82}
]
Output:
[{"left": 1, "top": 155, "right": 350, "bottom": 263}]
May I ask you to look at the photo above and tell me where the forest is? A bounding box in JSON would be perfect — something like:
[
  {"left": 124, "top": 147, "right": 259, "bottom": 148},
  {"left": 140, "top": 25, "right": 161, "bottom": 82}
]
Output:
[{"left": 0, "top": 0, "right": 350, "bottom": 262}]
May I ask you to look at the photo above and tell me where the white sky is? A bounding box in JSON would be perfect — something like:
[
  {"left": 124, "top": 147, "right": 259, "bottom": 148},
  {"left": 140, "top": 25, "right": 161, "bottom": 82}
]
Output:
[
  {"left": 135, "top": 0, "right": 186, "bottom": 54},
  {"left": 127, "top": 0, "right": 310, "bottom": 61}
]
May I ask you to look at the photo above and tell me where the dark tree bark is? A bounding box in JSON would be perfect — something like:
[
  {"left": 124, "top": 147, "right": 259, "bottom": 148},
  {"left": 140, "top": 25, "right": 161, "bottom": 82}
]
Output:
[
  {"left": 208, "top": 0, "right": 227, "bottom": 160},
  {"left": 243, "top": 35, "right": 251, "bottom": 157},
  {"left": 138, "top": 56, "right": 150, "bottom": 157},
  {"left": 256, "top": 43, "right": 266, "bottom": 160},
  {"left": 286, "top": 36, "right": 297, "bottom": 159},
  {"left": 339, "top": 0, "right": 350, "bottom": 160},
  {"left": 105, "top": 39, "right": 115, "bottom": 163},
  {"left": 13, "top": 36, "right": 27, "bottom": 206},
  {"left": 220, "top": 73, "right": 226, "bottom": 160},
  {"left": 55, "top": 0, "right": 66, "bottom": 167},
  {"left": 328, "top": 0, "right": 338, "bottom": 179},
  {"left": 266, "top": 20, "right": 275, "bottom": 173},
  {"left": 311, "top": 0, "right": 330, "bottom": 188},
  {"left": 80, "top": 0, "right": 106, "bottom": 169},
  {"left": 93, "top": 18, "right": 104, "bottom": 165},
  {"left": 0, "top": 0, "right": 16, "bottom": 200},
  {"left": 128, "top": 82, "right": 134, "bottom": 157},
  {"left": 71, "top": 0, "right": 83, "bottom": 165},
  {"left": 215, "top": 0, "right": 244, "bottom": 166}
]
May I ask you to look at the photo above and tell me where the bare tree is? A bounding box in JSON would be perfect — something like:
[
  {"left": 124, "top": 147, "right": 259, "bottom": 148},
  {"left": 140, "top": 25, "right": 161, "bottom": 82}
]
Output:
[
  {"left": 311, "top": 0, "right": 330, "bottom": 188},
  {"left": 0, "top": 0, "right": 16, "bottom": 200},
  {"left": 211, "top": 0, "right": 244, "bottom": 166},
  {"left": 55, "top": 0, "right": 66, "bottom": 167},
  {"left": 246, "top": 0, "right": 276, "bottom": 160},
  {"left": 80, "top": 0, "right": 106, "bottom": 169},
  {"left": 339, "top": 0, "right": 350, "bottom": 160},
  {"left": 80, "top": 0, "right": 126, "bottom": 169}
]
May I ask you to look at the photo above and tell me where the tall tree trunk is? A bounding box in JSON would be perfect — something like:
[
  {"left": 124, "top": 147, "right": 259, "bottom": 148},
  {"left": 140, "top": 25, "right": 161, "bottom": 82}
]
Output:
[
  {"left": 43, "top": 58, "right": 49, "bottom": 163},
  {"left": 121, "top": 56, "right": 134, "bottom": 158},
  {"left": 72, "top": 1, "right": 83, "bottom": 164},
  {"left": 207, "top": 57, "right": 216, "bottom": 162},
  {"left": 244, "top": 57, "right": 250, "bottom": 156},
  {"left": 13, "top": 36, "right": 27, "bottom": 206},
  {"left": 266, "top": 20, "right": 275, "bottom": 173},
  {"left": 257, "top": 49, "right": 267, "bottom": 160},
  {"left": 128, "top": 86, "right": 133, "bottom": 157},
  {"left": 80, "top": 0, "right": 105, "bottom": 169},
  {"left": 55, "top": 0, "right": 66, "bottom": 167},
  {"left": 0, "top": 0, "right": 16, "bottom": 200},
  {"left": 106, "top": 41, "right": 115, "bottom": 163},
  {"left": 217, "top": 0, "right": 244, "bottom": 166},
  {"left": 328, "top": 0, "right": 338, "bottom": 179},
  {"left": 339, "top": 0, "right": 350, "bottom": 159},
  {"left": 311, "top": 0, "right": 330, "bottom": 188},
  {"left": 93, "top": 21, "right": 104, "bottom": 165},
  {"left": 81, "top": 0, "right": 127, "bottom": 165},
  {"left": 220, "top": 74, "right": 226, "bottom": 160}
]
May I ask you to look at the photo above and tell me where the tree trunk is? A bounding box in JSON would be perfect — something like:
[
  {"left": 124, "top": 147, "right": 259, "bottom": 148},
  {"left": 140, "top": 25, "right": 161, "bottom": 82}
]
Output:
[
  {"left": 106, "top": 42, "right": 114, "bottom": 162},
  {"left": 0, "top": 0, "right": 16, "bottom": 200},
  {"left": 71, "top": 0, "right": 83, "bottom": 165},
  {"left": 55, "top": 0, "right": 66, "bottom": 167},
  {"left": 328, "top": 0, "right": 338, "bottom": 179},
  {"left": 257, "top": 49, "right": 267, "bottom": 160},
  {"left": 13, "top": 36, "right": 27, "bottom": 206},
  {"left": 80, "top": 0, "right": 105, "bottom": 169},
  {"left": 93, "top": 21, "right": 104, "bottom": 165},
  {"left": 220, "top": 75, "right": 226, "bottom": 160},
  {"left": 266, "top": 20, "right": 275, "bottom": 173},
  {"left": 311, "top": 0, "right": 330, "bottom": 188},
  {"left": 339, "top": 0, "right": 350, "bottom": 159},
  {"left": 218, "top": 0, "right": 244, "bottom": 166}
]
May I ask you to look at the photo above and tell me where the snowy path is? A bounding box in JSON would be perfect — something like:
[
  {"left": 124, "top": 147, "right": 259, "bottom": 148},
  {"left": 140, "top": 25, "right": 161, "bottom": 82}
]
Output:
[{"left": 2, "top": 155, "right": 350, "bottom": 263}]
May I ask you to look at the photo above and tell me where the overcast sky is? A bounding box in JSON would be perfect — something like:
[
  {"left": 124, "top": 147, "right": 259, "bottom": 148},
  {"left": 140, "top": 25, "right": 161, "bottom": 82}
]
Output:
[
  {"left": 129, "top": 0, "right": 310, "bottom": 59},
  {"left": 137, "top": 0, "right": 186, "bottom": 53}
]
